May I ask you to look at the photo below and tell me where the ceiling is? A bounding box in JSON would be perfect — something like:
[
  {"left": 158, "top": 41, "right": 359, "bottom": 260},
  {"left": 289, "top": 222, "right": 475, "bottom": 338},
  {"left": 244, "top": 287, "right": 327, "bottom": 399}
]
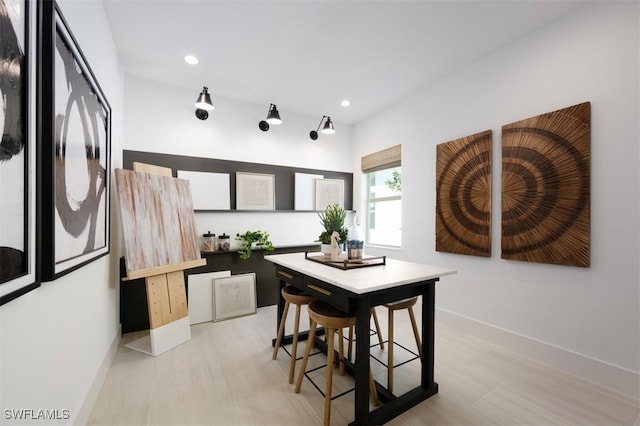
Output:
[{"left": 102, "top": 0, "right": 587, "bottom": 125}]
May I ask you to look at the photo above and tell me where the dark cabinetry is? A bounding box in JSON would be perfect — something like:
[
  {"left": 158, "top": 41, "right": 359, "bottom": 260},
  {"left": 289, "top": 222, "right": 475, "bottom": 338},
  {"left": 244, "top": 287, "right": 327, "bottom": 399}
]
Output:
[{"left": 119, "top": 245, "right": 319, "bottom": 333}]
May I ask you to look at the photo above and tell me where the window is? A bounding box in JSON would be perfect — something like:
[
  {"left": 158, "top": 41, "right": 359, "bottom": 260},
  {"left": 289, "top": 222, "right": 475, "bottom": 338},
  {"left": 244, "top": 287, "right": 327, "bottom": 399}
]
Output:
[
  {"left": 367, "top": 167, "right": 401, "bottom": 246},
  {"left": 361, "top": 145, "right": 401, "bottom": 247}
]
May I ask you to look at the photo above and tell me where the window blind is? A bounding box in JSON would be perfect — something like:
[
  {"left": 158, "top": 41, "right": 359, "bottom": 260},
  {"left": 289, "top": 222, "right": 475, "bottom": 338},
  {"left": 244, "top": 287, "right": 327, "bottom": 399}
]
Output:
[{"left": 361, "top": 144, "right": 401, "bottom": 173}]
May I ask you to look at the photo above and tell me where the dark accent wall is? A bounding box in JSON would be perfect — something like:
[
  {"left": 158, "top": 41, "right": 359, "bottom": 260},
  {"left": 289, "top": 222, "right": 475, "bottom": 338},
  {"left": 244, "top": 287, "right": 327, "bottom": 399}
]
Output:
[{"left": 122, "top": 150, "right": 353, "bottom": 211}]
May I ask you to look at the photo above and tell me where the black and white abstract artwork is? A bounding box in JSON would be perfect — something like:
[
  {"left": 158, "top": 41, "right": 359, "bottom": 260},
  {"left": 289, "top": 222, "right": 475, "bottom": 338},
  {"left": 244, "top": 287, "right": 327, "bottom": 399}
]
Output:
[
  {"left": 0, "top": 0, "right": 38, "bottom": 304},
  {"left": 41, "top": 1, "right": 111, "bottom": 280}
]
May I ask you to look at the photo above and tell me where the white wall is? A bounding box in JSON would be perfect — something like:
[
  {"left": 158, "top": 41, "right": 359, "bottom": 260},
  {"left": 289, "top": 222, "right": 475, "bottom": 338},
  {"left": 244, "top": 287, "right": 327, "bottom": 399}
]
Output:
[
  {"left": 354, "top": 2, "right": 639, "bottom": 397},
  {"left": 2, "top": 4, "right": 636, "bottom": 424},
  {"left": 123, "top": 76, "right": 355, "bottom": 246},
  {"left": 0, "top": 1, "right": 124, "bottom": 424}
]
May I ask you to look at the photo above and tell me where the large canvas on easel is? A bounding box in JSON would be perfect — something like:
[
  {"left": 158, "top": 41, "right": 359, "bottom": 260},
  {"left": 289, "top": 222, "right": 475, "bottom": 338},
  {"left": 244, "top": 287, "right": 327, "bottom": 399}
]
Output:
[{"left": 115, "top": 169, "right": 201, "bottom": 275}]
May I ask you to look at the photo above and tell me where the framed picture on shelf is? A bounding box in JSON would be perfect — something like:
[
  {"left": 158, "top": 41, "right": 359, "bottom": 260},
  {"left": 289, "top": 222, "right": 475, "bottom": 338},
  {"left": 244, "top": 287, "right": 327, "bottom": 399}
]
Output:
[
  {"left": 0, "top": 0, "right": 39, "bottom": 305},
  {"left": 236, "top": 172, "right": 275, "bottom": 210},
  {"left": 213, "top": 273, "right": 257, "bottom": 322},
  {"left": 315, "top": 178, "right": 344, "bottom": 211},
  {"left": 40, "top": 1, "right": 111, "bottom": 281}
]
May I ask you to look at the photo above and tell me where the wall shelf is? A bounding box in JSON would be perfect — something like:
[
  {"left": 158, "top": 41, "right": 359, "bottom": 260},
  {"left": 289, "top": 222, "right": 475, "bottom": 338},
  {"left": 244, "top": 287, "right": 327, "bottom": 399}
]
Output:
[{"left": 123, "top": 150, "right": 353, "bottom": 211}]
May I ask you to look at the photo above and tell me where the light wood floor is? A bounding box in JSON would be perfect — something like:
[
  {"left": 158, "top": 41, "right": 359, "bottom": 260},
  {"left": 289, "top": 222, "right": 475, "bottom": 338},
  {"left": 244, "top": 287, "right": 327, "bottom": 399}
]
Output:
[{"left": 88, "top": 303, "right": 640, "bottom": 425}]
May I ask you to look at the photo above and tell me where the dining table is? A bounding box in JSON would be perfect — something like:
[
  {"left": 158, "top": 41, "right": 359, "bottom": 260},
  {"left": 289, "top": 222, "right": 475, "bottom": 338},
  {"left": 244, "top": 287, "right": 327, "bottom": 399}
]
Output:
[{"left": 265, "top": 252, "right": 457, "bottom": 425}]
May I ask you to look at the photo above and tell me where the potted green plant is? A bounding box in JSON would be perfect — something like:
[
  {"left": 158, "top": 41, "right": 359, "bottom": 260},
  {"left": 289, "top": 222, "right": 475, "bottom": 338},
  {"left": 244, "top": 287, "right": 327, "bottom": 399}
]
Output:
[
  {"left": 236, "top": 230, "right": 275, "bottom": 260},
  {"left": 316, "top": 204, "right": 348, "bottom": 255}
]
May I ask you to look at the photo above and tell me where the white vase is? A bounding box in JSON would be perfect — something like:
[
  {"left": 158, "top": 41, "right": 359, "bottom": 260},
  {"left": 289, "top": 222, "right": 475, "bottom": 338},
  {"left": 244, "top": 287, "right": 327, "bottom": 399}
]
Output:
[{"left": 320, "top": 243, "right": 332, "bottom": 257}]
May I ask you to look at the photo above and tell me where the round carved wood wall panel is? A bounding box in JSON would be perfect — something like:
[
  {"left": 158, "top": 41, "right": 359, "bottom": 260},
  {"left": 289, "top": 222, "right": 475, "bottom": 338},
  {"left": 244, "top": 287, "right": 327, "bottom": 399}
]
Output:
[
  {"left": 501, "top": 102, "right": 590, "bottom": 267},
  {"left": 436, "top": 130, "right": 492, "bottom": 257}
]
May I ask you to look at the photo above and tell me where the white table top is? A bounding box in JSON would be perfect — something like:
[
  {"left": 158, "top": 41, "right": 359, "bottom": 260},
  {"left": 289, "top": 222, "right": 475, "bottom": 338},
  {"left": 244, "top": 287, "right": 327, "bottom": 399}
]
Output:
[{"left": 265, "top": 252, "right": 457, "bottom": 295}]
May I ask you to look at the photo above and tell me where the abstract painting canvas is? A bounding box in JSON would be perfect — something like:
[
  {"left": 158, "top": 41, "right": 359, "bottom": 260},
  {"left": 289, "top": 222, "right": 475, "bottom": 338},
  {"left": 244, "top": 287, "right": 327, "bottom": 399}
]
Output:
[
  {"left": 1, "top": 0, "right": 39, "bottom": 304},
  {"left": 40, "top": 1, "right": 111, "bottom": 280},
  {"left": 501, "top": 102, "right": 590, "bottom": 267},
  {"left": 436, "top": 130, "right": 492, "bottom": 257},
  {"left": 115, "top": 169, "right": 201, "bottom": 276}
]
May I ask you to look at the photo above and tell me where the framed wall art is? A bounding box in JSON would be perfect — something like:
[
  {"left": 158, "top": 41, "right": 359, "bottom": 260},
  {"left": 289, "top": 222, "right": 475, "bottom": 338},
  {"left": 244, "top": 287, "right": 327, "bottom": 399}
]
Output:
[
  {"left": 213, "top": 273, "right": 257, "bottom": 322},
  {"left": 0, "top": 0, "right": 39, "bottom": 304},
  {"left": 40, "top": 1, "right": 111, "bottom": 280},
  {"left": 236, "top": 172, "right": 275, "bottom": 210},
  {"left": 315, "top": 178, "right": 345, "bottom": 211}
]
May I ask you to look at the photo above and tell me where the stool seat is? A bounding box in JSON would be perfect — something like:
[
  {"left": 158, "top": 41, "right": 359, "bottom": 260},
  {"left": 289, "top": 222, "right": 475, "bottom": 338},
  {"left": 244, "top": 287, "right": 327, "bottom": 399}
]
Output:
[
  {"left": 307, "top": 301, "right": 356, "bottom": 329},
  {"left": 282, "top": 285, "right": 315, "bottom": 305},
  {"left": 295, "top": 300, "right": 379, "bottom": 426},
  {"left": 384, "top": 297, "right": 418, "bottom": 310},
  {"left": 273, "top": 286, "right": 315, "bottom": 384}
]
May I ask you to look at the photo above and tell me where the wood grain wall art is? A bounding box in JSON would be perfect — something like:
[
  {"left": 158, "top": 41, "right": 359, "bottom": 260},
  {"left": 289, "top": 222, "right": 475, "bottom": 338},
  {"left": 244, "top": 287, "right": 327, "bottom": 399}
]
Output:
[
  {"left": 436, "top": 130, "right": 492, "bottom": 257},
  {"left": 501, "top": 102, "right": 590, "bottom": 267},
  {"left": 115, "top": 169, "right": 201, "bottom": 274}
]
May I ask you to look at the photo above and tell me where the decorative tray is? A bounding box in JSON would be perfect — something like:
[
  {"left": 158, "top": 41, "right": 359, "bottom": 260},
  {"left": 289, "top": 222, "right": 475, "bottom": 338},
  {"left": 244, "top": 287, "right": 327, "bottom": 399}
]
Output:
[{"left": 304, "top": 251, "right": 386, "bottom": 270}]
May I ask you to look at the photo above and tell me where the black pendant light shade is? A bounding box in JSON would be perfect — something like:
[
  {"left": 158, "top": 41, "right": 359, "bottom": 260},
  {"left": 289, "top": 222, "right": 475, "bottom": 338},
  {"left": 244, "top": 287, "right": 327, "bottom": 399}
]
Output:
[
  {"left": 321, "top": 116, "right": 335, "bottom": 134},
  {"left": 266, "top": 104, "right": 282, "bottom": 124},
  {"left": 309, "top": 115, "right": 335, "bottom": 140},
  {"left": 259, "top": 103, "right": 282, "bottom": 131},
  {"left": 195, "top": 86, "right": 214, "bottom": 111}
]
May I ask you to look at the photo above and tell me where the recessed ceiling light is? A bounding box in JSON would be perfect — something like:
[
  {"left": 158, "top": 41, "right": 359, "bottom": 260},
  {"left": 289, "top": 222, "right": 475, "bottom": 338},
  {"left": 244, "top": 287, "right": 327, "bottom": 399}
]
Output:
[
  {"left": 340, "top": 99, "right": 351, "bottom": 107},
  {"left": 184, "top": 55, "right": 199, "bottom": 65}
]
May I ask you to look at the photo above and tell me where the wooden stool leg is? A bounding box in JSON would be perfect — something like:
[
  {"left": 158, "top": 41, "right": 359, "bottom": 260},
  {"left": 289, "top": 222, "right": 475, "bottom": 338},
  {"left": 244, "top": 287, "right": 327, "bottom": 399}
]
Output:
[
  {"left": 273, "top": 301, "right": 291, "bottom": 360},
  {"left": 295, "top": 320, "right": 317, "bottom": 393},
  {"left": 289, "top": 303, "right": 302, "bottom": 384},
  {"left": 369, "top": 369, "right": 380, "bottom": 406},
  {"left": 408, "top": 307, "right": 422, "bottom": 358},
  {"left": 324, "top": 327, "right": 335, "bottom": 426},
  {"left": 347, "top": 309, "right": 384, "bottom": 362},
  {"left": 372, "top": 308, "right": 384, "bottom": 349},
  {"left": 388, "top": 308, "right": 395, "bottom": 393}
]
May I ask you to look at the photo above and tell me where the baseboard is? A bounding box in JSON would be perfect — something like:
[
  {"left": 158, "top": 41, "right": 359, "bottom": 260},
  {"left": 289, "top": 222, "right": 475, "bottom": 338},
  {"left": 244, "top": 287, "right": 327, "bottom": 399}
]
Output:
[
  {"left": 73, "top": 326, "right": 121, "bottom": 426},
  {"left": 436, "top": 308, "right": 640, "bottom": 399}
]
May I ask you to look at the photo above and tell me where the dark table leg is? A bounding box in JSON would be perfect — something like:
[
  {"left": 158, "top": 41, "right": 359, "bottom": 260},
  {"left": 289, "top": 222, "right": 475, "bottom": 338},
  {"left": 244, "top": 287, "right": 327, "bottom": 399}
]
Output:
[
  {"left": 351, "top": 280, "right": 440, "bottom": 425},
  {"left": 353, "top": 296, "right": 372, "bottom": 424},
  {"left": 422, "top": 281, "right": 437, "bottom": 389}
]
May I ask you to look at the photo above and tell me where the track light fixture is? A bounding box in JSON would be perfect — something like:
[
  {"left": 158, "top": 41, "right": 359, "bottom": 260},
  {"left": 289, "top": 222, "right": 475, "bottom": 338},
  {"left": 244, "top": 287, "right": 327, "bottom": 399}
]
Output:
[
  {"left": 259, "top": 103, "right": 282, "bottom": 131},
  {"left": 195, "top": 86, "right": 214, "bottom": 120},
  {"left": 309, "top": 115, "right": 335, "bottom": 140}
]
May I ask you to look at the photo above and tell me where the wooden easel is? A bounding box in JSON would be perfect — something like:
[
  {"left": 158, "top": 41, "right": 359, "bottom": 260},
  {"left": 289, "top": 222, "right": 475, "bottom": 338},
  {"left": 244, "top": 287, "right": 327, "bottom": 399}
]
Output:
[{"left": 121, "top": 163, "right": 206, "bottom": 356}]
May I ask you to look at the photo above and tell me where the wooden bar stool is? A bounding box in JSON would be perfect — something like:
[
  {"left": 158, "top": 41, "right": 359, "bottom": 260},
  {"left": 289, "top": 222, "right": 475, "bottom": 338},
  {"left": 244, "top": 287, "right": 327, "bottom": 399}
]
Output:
[
  {"left": 384, "top": 296, "right": 422, "bottom": 393},
  {"left": 347, "top": 308, "right": 384, "bottom": 361},
  {"left": 295, "top": 300, "right": 379, "bottom": 426},
  {"left": 272, "top": 286, "right": 315, "bottom": 384}
]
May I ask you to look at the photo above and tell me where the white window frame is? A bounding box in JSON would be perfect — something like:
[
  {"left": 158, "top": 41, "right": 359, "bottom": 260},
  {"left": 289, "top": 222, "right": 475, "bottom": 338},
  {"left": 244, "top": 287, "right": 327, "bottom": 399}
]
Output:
[{"left": 361, "top": 145, "right": 402, "bottom": 248}]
